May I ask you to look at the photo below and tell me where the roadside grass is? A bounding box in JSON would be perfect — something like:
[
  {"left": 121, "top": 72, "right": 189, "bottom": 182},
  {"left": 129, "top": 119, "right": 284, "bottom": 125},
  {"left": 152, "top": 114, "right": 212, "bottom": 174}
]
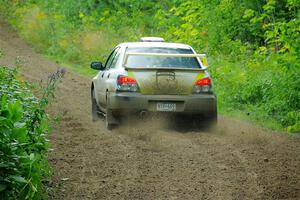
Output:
[
  {"left": 62, "top": 62, "right": 97, "bottom": 77},
  {"left": 220, "top": 107, "right": 283, "bottom": 133}
]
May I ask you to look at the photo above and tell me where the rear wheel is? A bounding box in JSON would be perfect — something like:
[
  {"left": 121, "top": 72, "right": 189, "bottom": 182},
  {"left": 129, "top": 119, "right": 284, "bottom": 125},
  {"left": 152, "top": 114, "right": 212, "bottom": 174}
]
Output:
[
  {"left": 105, "top": 109, "right": 115, "bottom": 130},
  {"left": 204, "top": 116, "right": 218, "bottom": 132},
  {"left": 105, "top": 91, "right": 118, "bottom": 130}
]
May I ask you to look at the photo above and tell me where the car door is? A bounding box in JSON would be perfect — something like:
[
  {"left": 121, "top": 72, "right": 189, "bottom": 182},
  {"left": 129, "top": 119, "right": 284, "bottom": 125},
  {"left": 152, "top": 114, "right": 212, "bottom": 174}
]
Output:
[{"left": 97, "top": 47, "right": 120, "bottom": 107}]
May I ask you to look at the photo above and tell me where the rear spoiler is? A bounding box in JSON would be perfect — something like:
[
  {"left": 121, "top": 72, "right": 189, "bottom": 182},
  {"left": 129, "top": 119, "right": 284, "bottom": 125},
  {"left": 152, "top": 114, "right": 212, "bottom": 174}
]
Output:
[{"left": 123, "top": 53, "right": 209, "bottom": 70}]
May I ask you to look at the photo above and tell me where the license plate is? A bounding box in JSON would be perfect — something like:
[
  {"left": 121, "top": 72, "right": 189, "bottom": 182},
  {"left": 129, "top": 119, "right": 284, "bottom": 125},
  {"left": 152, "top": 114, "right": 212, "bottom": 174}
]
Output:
[{"left": 156, "top": 102, "right": 176, "bottom": 112}]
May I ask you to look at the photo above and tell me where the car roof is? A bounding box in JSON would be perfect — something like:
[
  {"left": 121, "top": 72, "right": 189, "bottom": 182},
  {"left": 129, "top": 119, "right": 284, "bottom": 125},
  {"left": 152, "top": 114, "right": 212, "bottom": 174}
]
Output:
[{"left": 117, "top": 42, "right": 192, "bottom": 49}]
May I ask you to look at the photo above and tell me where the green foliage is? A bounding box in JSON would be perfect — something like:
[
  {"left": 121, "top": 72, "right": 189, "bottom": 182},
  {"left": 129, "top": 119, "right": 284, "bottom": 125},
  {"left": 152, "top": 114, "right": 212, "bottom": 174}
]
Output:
[
  {"left": 0, "top": 0, "right": 299, "bottom": 133},
  {"left": 213, "top": 53, "right": 300, "bottom": 132},
  {"left": 0, "top": 67, "right": 64, "bottom": 199}
]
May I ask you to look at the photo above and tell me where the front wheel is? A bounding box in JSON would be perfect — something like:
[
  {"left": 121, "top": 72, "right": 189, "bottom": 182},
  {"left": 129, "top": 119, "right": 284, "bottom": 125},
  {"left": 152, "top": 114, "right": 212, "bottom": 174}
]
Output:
[{"left": 91, "top": 90, "right": 99, "bottom": 122}]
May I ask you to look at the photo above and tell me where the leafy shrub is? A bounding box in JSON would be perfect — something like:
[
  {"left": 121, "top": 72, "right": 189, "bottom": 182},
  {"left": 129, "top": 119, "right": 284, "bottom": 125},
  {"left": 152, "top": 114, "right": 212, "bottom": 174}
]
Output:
[{"left": 0, "top": 67, "right": 64, "bottom": 199}]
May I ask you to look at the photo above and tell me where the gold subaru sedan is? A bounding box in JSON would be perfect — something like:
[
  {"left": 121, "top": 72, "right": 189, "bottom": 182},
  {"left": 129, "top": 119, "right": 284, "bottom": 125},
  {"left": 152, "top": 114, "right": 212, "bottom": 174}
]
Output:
[{"left": 91, "top": 37, "right": 217, "bottom": 130}]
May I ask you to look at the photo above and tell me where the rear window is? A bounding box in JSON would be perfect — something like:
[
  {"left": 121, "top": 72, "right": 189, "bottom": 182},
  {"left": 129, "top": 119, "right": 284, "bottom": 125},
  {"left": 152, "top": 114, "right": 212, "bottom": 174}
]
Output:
[{"left": 125, "top": 47, "right": 201, "bottom": 68}]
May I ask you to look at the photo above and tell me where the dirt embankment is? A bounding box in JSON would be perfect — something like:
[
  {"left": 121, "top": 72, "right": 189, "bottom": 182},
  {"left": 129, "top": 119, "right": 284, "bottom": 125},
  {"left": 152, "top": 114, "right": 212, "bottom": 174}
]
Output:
[{"left": 0, "top": 21, "right": 299, "bottom": 200}]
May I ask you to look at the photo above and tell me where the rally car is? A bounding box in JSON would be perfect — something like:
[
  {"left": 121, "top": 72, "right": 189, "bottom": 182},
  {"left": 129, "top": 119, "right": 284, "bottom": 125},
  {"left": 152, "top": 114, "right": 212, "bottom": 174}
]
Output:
[{"left": 91, "top": 37, "right": 217, "bottom": 130}]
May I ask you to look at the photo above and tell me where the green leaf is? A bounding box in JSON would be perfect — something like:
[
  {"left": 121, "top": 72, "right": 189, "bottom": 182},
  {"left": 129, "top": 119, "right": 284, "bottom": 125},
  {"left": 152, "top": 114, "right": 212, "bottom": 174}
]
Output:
[
  {"left": 29, "top": 153, "right": 35, "bottom": 161},
  {"left": 31, "top": 184, "right": 37, "bottom": 192},
  {"left": 243, "top": 9, "right": 255, "bottom": 19},
  {"left": 8, "top": 101, "right": 23, "bottom": 122},
  {"left": 14, "top": 122, "right": 26, "bottom": 128},
  {"left": 12, "top": 127, "right": 27, "bottom": 143},
  {"left": 0, "top": 116, "right": 12, "bottom": 128},
  {"left": 10, "top": 175, "right": 27, "bottom": 183}
]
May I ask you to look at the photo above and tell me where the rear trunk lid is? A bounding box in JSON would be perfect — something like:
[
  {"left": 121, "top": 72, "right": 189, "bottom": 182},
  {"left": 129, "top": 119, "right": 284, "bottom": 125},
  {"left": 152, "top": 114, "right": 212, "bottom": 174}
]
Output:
[
  {"left": 127, "top": 68, "right": 205, "bottom": 95},
  {"left": 124, "top": 47, "right": 207, "bottom": 95}
]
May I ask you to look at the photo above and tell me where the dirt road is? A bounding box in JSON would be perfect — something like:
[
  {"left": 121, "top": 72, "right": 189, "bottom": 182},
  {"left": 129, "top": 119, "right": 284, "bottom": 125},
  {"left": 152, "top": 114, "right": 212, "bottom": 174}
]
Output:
[{"left": 1, "top": 21, "right": 299, "bottom": 200}]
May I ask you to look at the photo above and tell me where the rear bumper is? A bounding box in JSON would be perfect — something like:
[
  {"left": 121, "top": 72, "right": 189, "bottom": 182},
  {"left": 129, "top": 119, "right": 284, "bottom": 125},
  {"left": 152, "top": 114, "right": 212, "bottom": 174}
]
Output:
[{"left": 108, "top": 92, "right": 217, "bottom": 116}]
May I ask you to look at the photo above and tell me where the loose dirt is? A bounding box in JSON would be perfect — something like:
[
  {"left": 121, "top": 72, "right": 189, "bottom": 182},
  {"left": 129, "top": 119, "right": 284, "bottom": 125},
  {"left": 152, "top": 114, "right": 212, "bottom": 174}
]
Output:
[{"left": 1, "top": 21, "right": 299, "bottom": 200}]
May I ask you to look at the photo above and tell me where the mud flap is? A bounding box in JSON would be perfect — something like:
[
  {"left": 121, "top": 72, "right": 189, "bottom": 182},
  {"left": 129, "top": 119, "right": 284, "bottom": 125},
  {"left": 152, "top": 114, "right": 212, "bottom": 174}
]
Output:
[
  {"left": 106, "top": 92, "right": 119, "bottom": 125},
  {"left": 106, "top": 109, "right": 119, "bottom": 125}
]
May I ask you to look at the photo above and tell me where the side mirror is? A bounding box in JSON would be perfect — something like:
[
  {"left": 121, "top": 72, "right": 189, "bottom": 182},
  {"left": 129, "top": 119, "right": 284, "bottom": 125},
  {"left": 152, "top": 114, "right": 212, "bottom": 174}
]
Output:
[{"left": 91, "top": 62, "right": 105, "bottom": 70}]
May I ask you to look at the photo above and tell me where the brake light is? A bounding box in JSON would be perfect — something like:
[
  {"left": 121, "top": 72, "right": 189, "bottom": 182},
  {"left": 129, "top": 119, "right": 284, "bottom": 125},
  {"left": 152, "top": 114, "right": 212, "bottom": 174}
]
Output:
[
  {"left": 195, "top": 77, "right": 211, "bottom": 86},
  {"left": 117, "top": 76, "right": 137, "bottom": 84},
  {"left": 193, "top": 77, "right": 212, "bottom": 93},
  {"left": 117, "top": 75, "right": 139, "bottom": 92}
]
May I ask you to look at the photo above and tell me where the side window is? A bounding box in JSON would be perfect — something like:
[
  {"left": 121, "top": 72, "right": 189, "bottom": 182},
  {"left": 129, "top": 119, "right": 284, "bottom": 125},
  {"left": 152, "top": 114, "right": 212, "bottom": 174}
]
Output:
[
  {"left": 110, "top": 48, "right": 121, "bottom": 69},
  {"left": 105, "top": 47, "right": 120, "bottom": 69}
]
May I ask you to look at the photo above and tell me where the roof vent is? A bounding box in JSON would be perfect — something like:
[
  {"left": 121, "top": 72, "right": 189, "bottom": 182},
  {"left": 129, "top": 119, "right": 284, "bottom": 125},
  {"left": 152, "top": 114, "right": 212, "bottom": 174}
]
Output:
[{"left": 140, "top": 37, "right": 165, "bottom": 42}]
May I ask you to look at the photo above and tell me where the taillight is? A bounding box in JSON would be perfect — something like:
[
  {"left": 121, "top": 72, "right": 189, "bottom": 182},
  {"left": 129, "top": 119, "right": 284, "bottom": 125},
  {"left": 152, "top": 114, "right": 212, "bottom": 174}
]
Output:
[
  {"left": 195, "top": 77, "right": 211, "bottom": 86},
  {"left": 117, "top": 75, "right": 139, "bottom": 92},
  {"left": 117, "top": 76, "right": 137, "bottom": 84},
  {"left": 193, "top": 77, "right": 212, "bottom": 93}
]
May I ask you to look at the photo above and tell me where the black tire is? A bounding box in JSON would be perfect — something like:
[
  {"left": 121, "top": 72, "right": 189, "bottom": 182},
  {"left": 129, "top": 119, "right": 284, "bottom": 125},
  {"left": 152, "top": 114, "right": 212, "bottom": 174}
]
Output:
[
  {"left": 106, "top": 121, "right": 114, "bottom": 130},
  {"left": 203, "top": 104, "right": 218, "bottom": 132},
  {"left": 91, "top": 89, "right": 99, "bottom": 122},
  {"left": 105, "top": 92, "right": 117, "bottom": 130},
  {"left": 105, "top": 109, "right": 116, "bottom": 130}
]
